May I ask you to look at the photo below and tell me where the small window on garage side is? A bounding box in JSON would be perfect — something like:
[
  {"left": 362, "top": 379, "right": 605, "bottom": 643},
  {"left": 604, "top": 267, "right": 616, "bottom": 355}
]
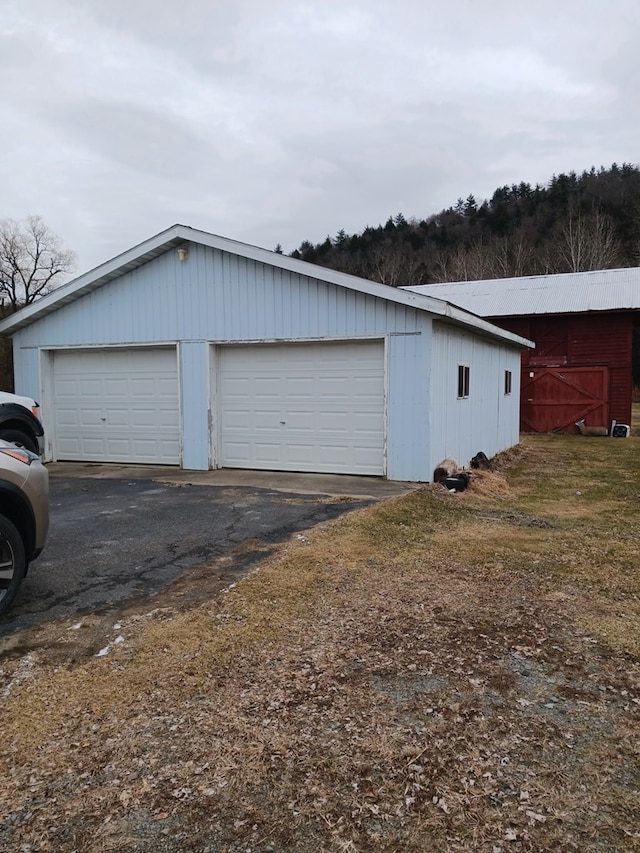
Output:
[
  {"left": 457, "top": 364, "right": 470, "bottom": 399},
  {"left": 504, "top": 369, "right": 512, "bottom": 395}
]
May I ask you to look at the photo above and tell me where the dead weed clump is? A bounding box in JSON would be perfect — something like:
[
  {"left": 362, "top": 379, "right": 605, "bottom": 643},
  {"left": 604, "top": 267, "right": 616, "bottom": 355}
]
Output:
[
  {"left": 1, "top": 436, "right": 640, "bottom": 852},
  {"left": 467, "top": 469, "right": 512, "bottom": 499}
]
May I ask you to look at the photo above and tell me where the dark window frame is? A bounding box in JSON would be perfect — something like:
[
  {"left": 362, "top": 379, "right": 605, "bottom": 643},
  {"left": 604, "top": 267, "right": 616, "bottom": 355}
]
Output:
[
  {"left": 504, "top": 369, "right": 512, "bottom": 395},
  {"left": 457, "top": 364, "right": 470, "bottom": 399}
]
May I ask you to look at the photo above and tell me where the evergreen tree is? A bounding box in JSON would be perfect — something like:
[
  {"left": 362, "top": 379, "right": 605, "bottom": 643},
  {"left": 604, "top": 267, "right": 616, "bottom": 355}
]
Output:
[{"left": 286, "top": 162, "right": 640, "bottom": 287}]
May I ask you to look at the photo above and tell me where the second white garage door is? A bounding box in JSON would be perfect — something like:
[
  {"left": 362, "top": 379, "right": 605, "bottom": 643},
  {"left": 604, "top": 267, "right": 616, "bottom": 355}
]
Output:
[
  {"left": 218, "top": 340, "right": 385, "bottom": 475},
  {"left": 53, "top": 347, "right": 180, "bottom": 464}
]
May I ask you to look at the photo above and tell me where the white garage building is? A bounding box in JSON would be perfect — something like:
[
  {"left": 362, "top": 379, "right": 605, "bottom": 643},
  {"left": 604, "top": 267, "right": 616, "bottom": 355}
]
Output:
[{"left": 0, "top": 225, "right": 531, "bottom": 481}]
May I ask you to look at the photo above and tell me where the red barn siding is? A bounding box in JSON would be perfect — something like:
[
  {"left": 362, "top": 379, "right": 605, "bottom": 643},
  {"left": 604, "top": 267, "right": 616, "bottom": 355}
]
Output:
[
  {"left": 490, "top": 311, "right": 634, "bottom": 431},
  {"left": 568, "top": 315, "right": 631, "bottom": 367},
  {"left": 499, "top": 317, "right": 531, "bottom": 345},
  {"left": 609, "top": 367, "right": 633, "bottom": 424}
]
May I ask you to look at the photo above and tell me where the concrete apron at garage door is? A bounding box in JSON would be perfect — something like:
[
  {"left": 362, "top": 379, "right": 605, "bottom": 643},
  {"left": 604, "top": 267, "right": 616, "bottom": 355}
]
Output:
[{"left": 45, "top": 462, "right": 417, "bottom": 499}]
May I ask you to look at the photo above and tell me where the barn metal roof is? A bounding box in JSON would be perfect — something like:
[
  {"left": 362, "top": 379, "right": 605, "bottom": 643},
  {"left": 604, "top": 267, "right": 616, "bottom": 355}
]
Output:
[
  {"left": 403, "top": 266, "right": 640, "bottom": 317},
  {"left": 0, "top": 224, "right": 532, "bottom": 348}
]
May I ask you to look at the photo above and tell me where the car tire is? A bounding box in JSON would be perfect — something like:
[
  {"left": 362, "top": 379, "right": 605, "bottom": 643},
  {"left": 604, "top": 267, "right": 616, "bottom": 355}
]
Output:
[
  {"left": 0, "top": 428, "right": 38, "bottom": 454},
  {"left": 0, "top": 514, "right": 27, "bottom": 618}
]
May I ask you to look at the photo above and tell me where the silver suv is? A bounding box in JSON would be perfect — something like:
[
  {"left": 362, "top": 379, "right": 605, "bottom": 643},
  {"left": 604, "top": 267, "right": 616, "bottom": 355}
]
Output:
[
  {"left": 0, "top": 441, "right": 49, "bottom": 617},
  {"left": 0, "top": 390, "right": 45, "bottom": 455}
]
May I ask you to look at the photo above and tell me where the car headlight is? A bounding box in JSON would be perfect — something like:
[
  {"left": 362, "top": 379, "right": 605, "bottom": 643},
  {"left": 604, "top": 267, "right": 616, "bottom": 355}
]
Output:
[{"left": 0, "top": 447, "right": 39, "bottom": 465}]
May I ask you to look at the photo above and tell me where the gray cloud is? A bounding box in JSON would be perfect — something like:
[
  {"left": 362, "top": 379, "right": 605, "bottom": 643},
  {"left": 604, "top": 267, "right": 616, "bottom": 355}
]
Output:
[{"left": 1, "top": 0, "right": 638, "bottom": 270}]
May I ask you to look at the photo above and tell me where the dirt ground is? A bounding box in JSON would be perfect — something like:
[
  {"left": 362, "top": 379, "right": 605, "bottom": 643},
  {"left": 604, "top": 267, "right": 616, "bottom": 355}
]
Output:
[{"left": 0, "top": 433, "right": 639, "bottom": 852}]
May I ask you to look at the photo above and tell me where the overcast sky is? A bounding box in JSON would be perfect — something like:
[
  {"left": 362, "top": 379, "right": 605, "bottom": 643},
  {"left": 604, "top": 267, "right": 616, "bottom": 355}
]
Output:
[{"left": 1, "top": 0, "right": 638, "bottom": 274}]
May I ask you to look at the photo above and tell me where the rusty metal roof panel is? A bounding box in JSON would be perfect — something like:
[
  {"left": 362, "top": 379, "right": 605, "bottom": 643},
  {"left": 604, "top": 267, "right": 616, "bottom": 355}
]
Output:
[{"left": 403, "top": 267, "right": 640, "bottom": 317}]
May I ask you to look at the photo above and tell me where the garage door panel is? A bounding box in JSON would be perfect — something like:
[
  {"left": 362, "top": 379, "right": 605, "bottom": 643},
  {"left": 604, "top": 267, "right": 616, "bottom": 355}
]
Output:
[
  {"left": 157, "top": 377, "right": 179, "bottom": 394},
  {"left": 78, "top": 438, "right": 107, "bottom": 456},
  {"left": 79, "top": 409, "right": 104, "bottom": 426},
  {"left": 286, "top": 443, "right": 321, "bottom": 464},
  {"left": 221, "top": 377, "right": 251, "bottom": 395},
  {"left": 286, "top": 411, "right": 318, "bottom": 430},
  {"left": 254, "top": 377, "right": 282, "bottom": 391},
  {"left": 56, "top": 409, "right": 78, "bottom": 427},
  {"left": 78, "top": 379, "right": 102, "bottom": 397},
  {"left": 353, "top": 411, "right": 384, "bottom": 429},
  {"left": 107, "top": 438, "right": 131, "bottom": 455},
  {"left": 223, "top": 441, "right": 251, "bottom": 464},
  {"left": 57, "top": 437, "right": 81, "bottom": 455},
  {"left": 160, "top": 439, "right": 180, "bottom": 457},
  {"left": 218, "top": 341, "right": 385, "bottom": 475},
  {"left": 281, "top": 377, "right": 313, "bottom": 392},
  {"left": 319, "top": 413, "right": 352, "bottom": 431},
  {"left": 55, "top": 379, "right": 76, "bottom": 395},
  {"left": 355, "top": 449, "right": 384, "bottom": 469},
  {"left": 54, "top": 348, "right": 180, "bottom": 465},
  {"left": 150, "top": 411, "right": 179, "bottom": 428},
  {"left": 253, "top": 443, "right": 282, "bottom": 463},
  {"left": 224, "top": 410, "right": 251, "bottom": 428},
  {"left": 105, "top": 378, "right": 129, "bottom": 395},
  {"left": 253, "top": 411, "right": 281, "bottom": 428},
  {"left": 132, "top": 438, "right": 169, "bottom": 456},
  {"left": 130, "top": 409, "right": 155, "bottom": 427},
  {"left": 107, "top": 409, "right": 129, "bottom": 426}
]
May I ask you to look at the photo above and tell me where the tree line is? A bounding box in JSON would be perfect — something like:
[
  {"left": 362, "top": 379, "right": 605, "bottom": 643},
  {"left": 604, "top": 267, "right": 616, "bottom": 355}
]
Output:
[
  {"left": 1, "top": 164, "right": 639, "bottom": 391},
  {"left": 287, "top": 163, "right": 640, "bottom": 285}
]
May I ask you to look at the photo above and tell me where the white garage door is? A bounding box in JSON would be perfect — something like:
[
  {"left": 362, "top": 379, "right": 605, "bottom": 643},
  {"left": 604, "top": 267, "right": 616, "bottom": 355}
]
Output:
[
  {"left": 218, "top": 340, "right": 385, "bottom": 475},
  {"left": 53, "top": 348, "right": 180, "bottom": 464}
]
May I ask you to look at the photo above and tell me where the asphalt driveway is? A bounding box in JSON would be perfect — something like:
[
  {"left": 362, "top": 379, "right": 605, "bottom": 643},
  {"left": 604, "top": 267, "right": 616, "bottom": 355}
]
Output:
[{"left": 1, "top": 467, "right": 411, "bottom": 635}]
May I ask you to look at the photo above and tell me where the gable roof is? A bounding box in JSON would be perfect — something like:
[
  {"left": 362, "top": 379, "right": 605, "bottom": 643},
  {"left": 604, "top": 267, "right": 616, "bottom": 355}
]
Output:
[
  {"left": 403, "top": 266, "right": 640, "bottom": 318},
  {"left": 0, "top": 224, "right": 532, "bottom": 347}
]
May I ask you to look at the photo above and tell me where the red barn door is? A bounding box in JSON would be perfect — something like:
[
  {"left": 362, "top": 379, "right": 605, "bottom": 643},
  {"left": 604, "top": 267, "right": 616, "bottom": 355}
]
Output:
[{"left": 521, "top": 367, "right": 609, "bottom": 433}]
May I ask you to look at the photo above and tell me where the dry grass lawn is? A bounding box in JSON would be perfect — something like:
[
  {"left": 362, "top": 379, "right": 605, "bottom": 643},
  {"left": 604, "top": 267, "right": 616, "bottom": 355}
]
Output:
[{"left": 1, "top": 427, "right": 639, "bottom": 852}]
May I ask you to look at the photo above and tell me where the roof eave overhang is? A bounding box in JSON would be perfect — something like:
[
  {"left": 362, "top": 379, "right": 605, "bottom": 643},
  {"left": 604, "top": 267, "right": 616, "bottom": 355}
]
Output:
[
  {"left": 487, "top": 306, "right": 640, "bottom": 318},
  {"left": 437, "top": 304, "right": 534, "bottom": 348}
]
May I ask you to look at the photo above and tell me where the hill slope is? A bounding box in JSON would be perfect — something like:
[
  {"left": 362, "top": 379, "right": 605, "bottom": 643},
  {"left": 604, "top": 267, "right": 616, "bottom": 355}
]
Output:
[{"left": 289, "top": 163, "right": 640, "bottom": 286}]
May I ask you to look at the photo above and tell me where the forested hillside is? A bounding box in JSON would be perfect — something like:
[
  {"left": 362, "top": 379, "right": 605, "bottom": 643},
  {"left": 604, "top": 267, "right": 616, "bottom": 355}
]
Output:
[{"left": 288, "top": 163, "right": 640, "bottom": 286}]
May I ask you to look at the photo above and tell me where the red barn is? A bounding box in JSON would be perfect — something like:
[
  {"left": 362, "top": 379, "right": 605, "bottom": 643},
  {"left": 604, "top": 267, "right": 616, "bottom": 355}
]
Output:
[{"left": 405, "top": 268, "right": 640, "bottom": 433}]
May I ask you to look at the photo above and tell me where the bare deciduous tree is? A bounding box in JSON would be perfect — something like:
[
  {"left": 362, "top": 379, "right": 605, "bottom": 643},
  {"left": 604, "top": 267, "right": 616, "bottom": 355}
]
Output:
[
  {"left": 0, "top": 216, "right": 75, "bottom": 311},
  {"left": 365, "top": 242, "right": 425, "bottom": 287},
  {"left": 489, "top": 233, "right": 537, "bottom": 279},
  {"left": 549, "top": 209, "right": 623, "bottom": 272},
  {"left": 432, "top": 239, "right": 495, "bottom": 282}
]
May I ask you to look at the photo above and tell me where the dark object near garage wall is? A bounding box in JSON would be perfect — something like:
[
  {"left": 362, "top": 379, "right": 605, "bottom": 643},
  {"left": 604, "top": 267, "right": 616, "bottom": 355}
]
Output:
[
  {"left": 471, "top": 451, "right": 491, "bottom": 470},
  {"left": 444, "top": 473, "right": 471, "bottom": 492}
]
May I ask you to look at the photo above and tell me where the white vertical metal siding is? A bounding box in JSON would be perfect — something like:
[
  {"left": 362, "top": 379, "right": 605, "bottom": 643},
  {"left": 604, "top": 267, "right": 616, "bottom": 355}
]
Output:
[
  {"left": 429, "top": 322, "right": 521, "bottom": 474},
  {"left": 179, "top": 341, "right": 211, "bottom": 470},
  {"left": 11, "top": 245, "right": 422, "bottom": 349},
  {"left": 11, "top": 343, "right": 39, "bottom": 404},
  {"left": 385, "top": 331, "right": 433, "bottom": 482}
]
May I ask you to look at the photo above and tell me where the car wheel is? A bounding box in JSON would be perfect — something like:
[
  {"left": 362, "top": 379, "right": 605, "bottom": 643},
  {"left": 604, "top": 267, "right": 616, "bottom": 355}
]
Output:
[
  {"left": 0, "top": 514, "right": 26, "bottom": 618},
  {"left": 0, "top": 428, "right": 38, "bottom": 454}
]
